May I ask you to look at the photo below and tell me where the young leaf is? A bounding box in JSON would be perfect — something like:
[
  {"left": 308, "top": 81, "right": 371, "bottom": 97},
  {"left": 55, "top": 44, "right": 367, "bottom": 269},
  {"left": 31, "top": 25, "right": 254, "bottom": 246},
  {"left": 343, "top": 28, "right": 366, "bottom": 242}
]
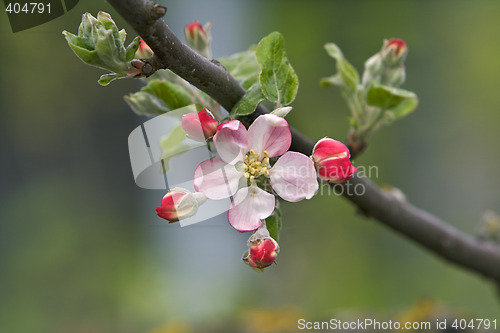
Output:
[
  {"left": 231, "top": 82, "right": 266, "bottom": 116},
  {"left": 124, "top": 91, "right": 170, "bottom": 116},
  {"left": 142, "top": 79, "right": 194, "bottom": 110},
  {"left": 323, "top": 43, "right": 360, "bottom": 93},
  {"left": 98, "top": 73, "right": 122, "bottom": 86},
  {"left": 126, "top": 36, "right": 141, "bottom": 61},
  {"left": 265, "top": 204, "right": 282, "bottom": 242},
  {"left": 366, "top": 83, "right": 418, "bottom": 122},
  {"left": 159, "top": 124, "right": 196, "bottom": 172},
  {"left": 218, "top": 48, "right": 260, "bottom": 90},
  {"left": 63, "top": 12, "right": 140, "bottom": 85},
  {"left": 256, "top": 32, "right": 298, "bottom": 107}
]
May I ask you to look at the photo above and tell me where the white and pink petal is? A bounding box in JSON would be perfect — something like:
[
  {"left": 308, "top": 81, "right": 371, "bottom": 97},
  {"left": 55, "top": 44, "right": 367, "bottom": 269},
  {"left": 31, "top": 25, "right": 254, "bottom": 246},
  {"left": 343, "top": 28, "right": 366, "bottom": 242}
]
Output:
[
  {"left": 228, "top": 185, "right": 275, "bottom": 232},
  {"left": 246, "top": 114, "right": 291, "bottom": 158},
  {"left": 269, "top": 151, "right": 318, "bottom": 202},
  {"left": 213, "top": 120, "right": 249, "bottom": 165},
  {"left": 194, "top": 158, "right": 244, "bottom": 200}
]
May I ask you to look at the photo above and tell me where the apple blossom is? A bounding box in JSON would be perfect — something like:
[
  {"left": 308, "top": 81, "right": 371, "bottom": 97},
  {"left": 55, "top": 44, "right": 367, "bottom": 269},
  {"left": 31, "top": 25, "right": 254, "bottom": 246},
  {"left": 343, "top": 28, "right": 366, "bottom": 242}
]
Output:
[
  {"left": 312, "top": 137, "right": 357, "bottom": 183},
  {"left": 156, "top": 187, "right": 207, "bottom": 222},
  {"left": 181, "top": 108, "right": 219, "bottom": 141},
  {"left": 243, "top": 225, "right": 280, "bottom": 269},
  {"left": 194, "top": 114, "right": 318, "bottom": 232}
]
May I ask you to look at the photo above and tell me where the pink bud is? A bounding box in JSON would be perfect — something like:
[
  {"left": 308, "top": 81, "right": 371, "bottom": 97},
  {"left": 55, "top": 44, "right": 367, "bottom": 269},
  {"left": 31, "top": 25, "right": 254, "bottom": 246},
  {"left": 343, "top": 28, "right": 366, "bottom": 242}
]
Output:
[
  {"left": 136, "top": 38, "right": 154, "bottom": 59},
  {"left": 185, "top": 22, "right": 204, "bottom": 39},
  {"left": 156, "top": 188, "right": 206, "bottom": 222},
  {"left": 181, "top": 108, "right": 219, "bottom": 141},
  {"left": 246, "top": 238, "right": 279, "bottom": 269},
  {"left": 382, "top": 38, "right": 408, "bottom": 64},
  {"left": 184, "top": 22, "right": 211, "bottom": 58},
  {"left": 312, "top": 137, "right": 357, "bottom": 183},
  {"left": 127, "top": 59, "right": 145, "bottom": 78}
]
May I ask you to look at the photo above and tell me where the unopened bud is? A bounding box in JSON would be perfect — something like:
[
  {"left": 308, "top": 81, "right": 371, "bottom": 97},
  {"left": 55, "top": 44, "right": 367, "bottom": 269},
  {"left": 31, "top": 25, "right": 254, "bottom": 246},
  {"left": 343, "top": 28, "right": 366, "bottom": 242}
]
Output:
[
  {"left": 362, "top": 38, "right": 408, "bottom": 88},
  {"left": 381, "top": 38, "right": 408, "bottom": 66},
  {"left": 156, "top": 188, "right": 207, "bottom": 223},
  {"left": 312, "top": 137, "right": 357, "bottom": 183},
  {"left": 184, "top": 21, "right": 212, "bottom": 58},
  {"left": 136, "top": 38, "right": 154, "bottom": 59},
  {"left": 181, "top": 108, "right": 219, "bottom": 141},
  {"left": 243, "top": 225, "right": 280, "bottom": 269}
]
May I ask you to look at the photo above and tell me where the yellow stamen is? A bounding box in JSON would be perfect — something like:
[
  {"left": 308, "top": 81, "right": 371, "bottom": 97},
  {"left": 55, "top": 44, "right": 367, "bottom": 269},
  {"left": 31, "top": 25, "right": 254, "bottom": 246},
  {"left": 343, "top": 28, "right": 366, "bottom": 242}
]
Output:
[{"left": 243, "top": 149, "right": 272, "bottom": 180}]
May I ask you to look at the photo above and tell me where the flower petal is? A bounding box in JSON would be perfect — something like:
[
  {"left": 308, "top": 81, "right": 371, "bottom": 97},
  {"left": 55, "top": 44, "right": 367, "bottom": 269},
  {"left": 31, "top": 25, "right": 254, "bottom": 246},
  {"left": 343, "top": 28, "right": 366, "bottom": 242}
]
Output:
[
  {"left": 270, "top": 151, "right": 318, "bottom": 202},
  {"left": 213, "top": 120, "right": 248, "bottom": 164},
  {"left": 247, "top": 114, "right": 291, "bottom": 157},
  {"left": 229, "top": 185, "right": 275, "bottom": 232},
  {"left": 312, "top": 137, "right": 350, "bottom": 162},
  {"left": 316, "top": 156, "right": 357, "bottom": 183},
  {"left": 194, "top": 158, "right": 243, "bottom": 200}
]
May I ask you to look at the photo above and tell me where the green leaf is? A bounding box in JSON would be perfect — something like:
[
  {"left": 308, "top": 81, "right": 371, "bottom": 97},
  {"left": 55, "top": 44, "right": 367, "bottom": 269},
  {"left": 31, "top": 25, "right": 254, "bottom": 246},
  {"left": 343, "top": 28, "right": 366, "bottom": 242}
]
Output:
[
  {"left": 265, "top": 204, "right": 282, "bottom": 242},
  {"left": 142, "top": 79, "right": 194, "bottom": 110},
  {"left": 231, "top": 82, "right": 266, "bottom": 116},
  {"left": 124, "top": 91, "right": 169, "bottom": 116},
  {"left": 218, "top": 48, "right": 260, "bottom": 90},
  {"left": 159, "top": 120, "right": 203, "bottom": 172},
  {"left": 98, "top": 73, "right": 122, "bottom": 86},
  {"left": 323, "top": 43, "right": 360, "bottom": 93},
  {"left": 256, "top": 32, "right": 298, "bottom": 106},
  {"left": 63, "top": 11, "right": 139, "bottom": 85},
  {"left": 366, "top": 83, "right": 418, "bottom": 122},
  {"left": 126, "top": 36, "right": 141, "bottom": 61}
]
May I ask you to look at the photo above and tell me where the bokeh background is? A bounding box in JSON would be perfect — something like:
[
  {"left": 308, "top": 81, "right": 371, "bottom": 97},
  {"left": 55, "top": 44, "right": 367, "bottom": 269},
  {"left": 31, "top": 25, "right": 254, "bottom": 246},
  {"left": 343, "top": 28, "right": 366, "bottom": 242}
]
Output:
[{"left": 1, "top": 0, "right": 500, "bottom": 332}]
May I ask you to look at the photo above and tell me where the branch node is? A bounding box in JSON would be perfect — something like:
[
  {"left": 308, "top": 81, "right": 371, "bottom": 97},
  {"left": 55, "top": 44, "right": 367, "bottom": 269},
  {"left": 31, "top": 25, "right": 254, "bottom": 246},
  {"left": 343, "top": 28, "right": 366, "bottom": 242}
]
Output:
[{"left": 146, "top": 1, "right": 166, "bottom": 23}]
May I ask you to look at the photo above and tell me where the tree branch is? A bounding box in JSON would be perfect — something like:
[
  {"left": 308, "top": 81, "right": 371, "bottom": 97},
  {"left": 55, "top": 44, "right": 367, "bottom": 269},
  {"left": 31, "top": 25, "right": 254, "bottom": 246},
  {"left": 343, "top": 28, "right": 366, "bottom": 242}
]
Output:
[{"left": 106, "top": 0, "right": 500, "bottom": 284}]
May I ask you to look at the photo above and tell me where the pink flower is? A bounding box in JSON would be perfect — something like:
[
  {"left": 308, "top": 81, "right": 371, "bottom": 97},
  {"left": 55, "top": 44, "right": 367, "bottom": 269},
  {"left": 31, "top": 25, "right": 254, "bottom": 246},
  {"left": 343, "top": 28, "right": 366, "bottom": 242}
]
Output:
[
  {"left": 136, "top": 38, "right": 154, "bottom": 59},
  {"left": 194, "top": 114, "right": 318, "bottom": 232},
  {"left": 312, "top": 137, "right": 357, "bottom": 183},
  {"left": 181, "top": 108, "right": 219, "bottom": 141},
  {"left": 156, "top": 187, "right": 207, "bottom": 222}
]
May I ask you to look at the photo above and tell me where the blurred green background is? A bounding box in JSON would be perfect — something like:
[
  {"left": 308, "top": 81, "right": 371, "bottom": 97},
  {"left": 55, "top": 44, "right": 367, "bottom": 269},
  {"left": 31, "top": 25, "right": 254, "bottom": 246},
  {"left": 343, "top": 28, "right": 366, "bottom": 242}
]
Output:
[{"left": 1, "top": 0, "right": 500, "bottom": 332}]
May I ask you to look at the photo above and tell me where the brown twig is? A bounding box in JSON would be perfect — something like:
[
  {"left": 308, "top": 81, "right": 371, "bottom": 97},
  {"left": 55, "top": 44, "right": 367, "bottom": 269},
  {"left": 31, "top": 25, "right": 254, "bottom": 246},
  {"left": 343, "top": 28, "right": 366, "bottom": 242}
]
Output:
[{"left": 106, "top": 0, "right": 500, "bottom": 284}]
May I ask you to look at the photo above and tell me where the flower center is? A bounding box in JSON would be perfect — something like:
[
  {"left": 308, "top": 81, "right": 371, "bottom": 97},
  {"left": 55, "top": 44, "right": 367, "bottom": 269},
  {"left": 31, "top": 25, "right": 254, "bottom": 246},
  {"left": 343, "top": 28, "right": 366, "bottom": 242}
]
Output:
[{"left": 243, "top": 149, "right": 270, "bottom": 182}]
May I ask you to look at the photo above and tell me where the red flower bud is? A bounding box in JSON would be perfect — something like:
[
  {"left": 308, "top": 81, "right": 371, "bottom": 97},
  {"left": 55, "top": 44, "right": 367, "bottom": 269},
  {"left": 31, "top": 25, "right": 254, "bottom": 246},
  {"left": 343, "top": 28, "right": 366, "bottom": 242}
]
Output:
[
  {"left": 156, "top": 188, "right": 206, "bottom": 222},
  {"left": 181, "top": 108, "right": 219, "bottom": 141},
  {"left": 243, "top": 225, "right": 280, "bottom": 269},
  {"left": 246, "top": 238, "right": 279, "bottom": 269},
  {"left": 382, "top": 38, "right": 408, "bottom": 65},
  {"left": 184, "top": 22, "right": 211, "bottom": 58},
  {"left": 185, "top": 22, "right": 204, "bottom": 40},
  {"left": 312, "top": 137, "right": 357, "bottom": 183},
  {"left": 136, "top": 38, "right": 154, "bottom": 59}
]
